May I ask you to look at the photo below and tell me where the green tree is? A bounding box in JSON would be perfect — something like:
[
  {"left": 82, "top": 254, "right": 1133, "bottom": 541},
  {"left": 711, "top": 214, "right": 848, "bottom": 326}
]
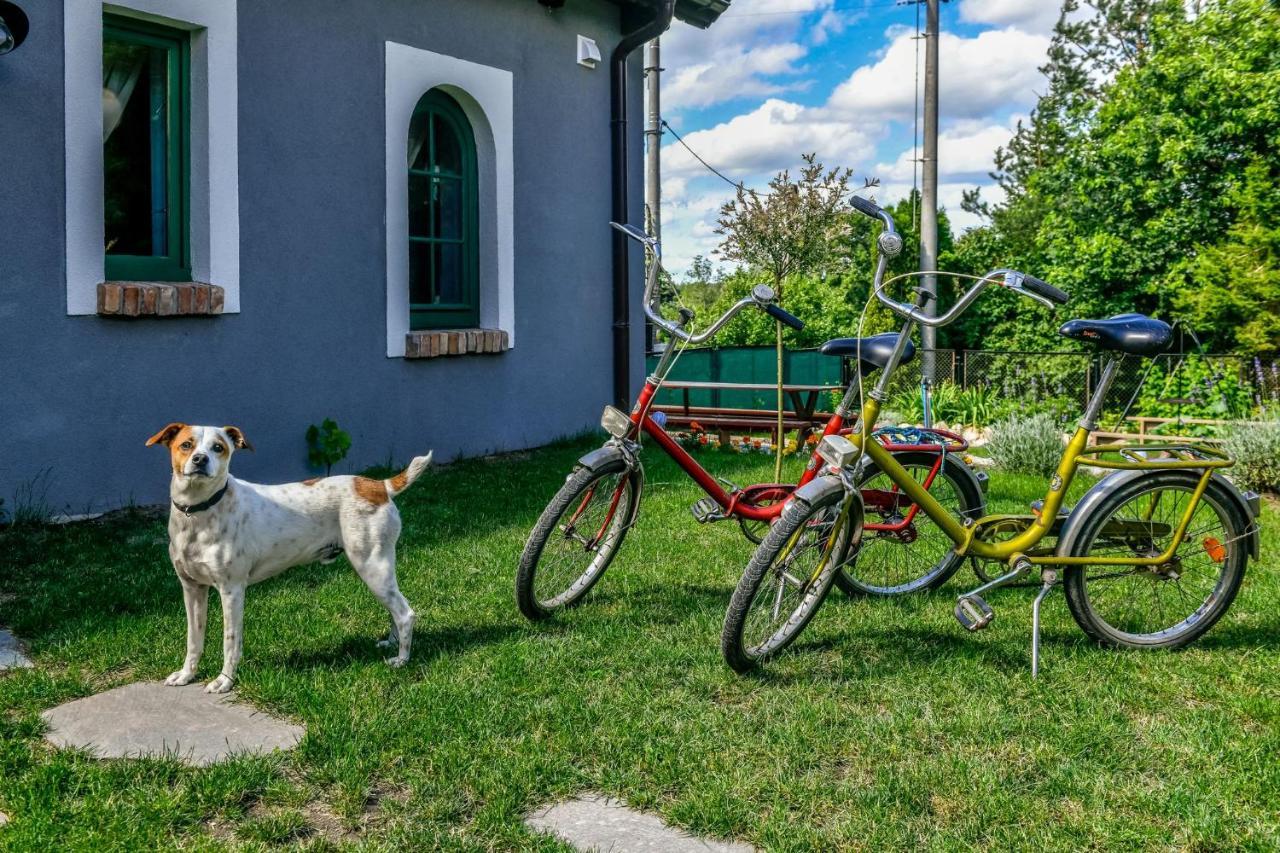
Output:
[
  {"left": 956, "top": 0, "right": 1280, "bottom": 355},
  {"left": 672, "top": 254, "right": 724, "bottom": 321},
  {"left": 705, "top": 192, "right": 957, "bottom": 348}
]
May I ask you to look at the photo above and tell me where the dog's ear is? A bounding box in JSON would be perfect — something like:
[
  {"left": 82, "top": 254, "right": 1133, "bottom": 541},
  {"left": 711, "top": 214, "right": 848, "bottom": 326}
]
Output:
[
  {"left": 146, "top": 423, "right": 186, "bottom": 447},
  {"left": 222, "top": 426, "right": 254, "bottom": 451}
]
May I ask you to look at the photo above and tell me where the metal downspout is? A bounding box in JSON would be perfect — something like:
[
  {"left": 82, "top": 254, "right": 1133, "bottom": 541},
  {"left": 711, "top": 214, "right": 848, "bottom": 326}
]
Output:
[{"left": 611, "top": 0, "right": 675, "bottom": 407}]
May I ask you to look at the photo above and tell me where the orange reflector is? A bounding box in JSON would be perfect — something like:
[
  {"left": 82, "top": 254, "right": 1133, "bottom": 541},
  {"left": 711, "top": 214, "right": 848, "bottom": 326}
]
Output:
[{"left": 1202, "top": 537, "right": 1226, "bottom": 563}]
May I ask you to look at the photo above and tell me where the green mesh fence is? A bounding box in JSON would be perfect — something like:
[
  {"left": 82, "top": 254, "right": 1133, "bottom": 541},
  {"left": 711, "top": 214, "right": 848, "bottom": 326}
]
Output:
[
  {"left": 647, "top": 346, "right": 1276, "bottom": 422},
  {"left": 644, "top": 346, "right": 845, "bottom": 412}
]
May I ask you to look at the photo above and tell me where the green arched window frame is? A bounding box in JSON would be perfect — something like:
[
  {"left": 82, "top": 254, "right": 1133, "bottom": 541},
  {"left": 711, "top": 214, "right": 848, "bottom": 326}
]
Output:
[{"left": 408, "top": 89, "right": 479, "bottom": 329}]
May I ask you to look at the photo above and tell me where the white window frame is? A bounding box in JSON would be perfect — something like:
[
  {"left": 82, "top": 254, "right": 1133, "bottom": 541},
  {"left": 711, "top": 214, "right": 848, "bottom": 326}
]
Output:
[
  {"left": 65, "top": 0, "right": 240, "bottom": 314},
  {"left": 385, "top": 41, "right": 515, "bottom": 357}
]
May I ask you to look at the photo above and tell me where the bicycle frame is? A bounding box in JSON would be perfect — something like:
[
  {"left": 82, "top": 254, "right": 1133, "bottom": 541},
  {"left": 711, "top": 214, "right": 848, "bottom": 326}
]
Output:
[
  {"left": 835, "top": 319, "right": 1232, "bottom": 569},
  {"left": 622, "top": 332, "right": 962, "bottom": 528},
  {"left": 604, "top": 217, "right": 960, "bottom": 534}
]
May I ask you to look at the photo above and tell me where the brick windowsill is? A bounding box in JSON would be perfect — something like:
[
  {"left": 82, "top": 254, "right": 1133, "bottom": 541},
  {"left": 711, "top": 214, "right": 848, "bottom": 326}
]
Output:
[
  {"left": 97, "top": 282, "right": 225, "bottom": 318},
  {"left": 405, "top": 328, "right": 509, "bottom": 358}
]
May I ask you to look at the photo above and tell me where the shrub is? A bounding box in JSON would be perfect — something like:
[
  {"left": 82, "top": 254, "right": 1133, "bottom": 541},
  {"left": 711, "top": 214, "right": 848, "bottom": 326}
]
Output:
[
  {"left": 1137, "top": 354, "right": 1254, "bottom": 420},
  {"left": 987, "top": 413, "right": 1065, "bottom": 477},
  {"left": 1220, "top": 417, "right": 1280, "bottom": 494},
  {"left": 885, "top": 381, "right": 1019, "bottom": 427},
  {"left": 306, "top": 418, "right": 352, "bottom": 476}
]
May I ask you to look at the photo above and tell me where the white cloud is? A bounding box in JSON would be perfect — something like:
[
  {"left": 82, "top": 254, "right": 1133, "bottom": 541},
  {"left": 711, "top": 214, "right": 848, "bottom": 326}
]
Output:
[
  {"left": 958, "top": 0, "right": 1063, "bottom": 35},
  {"left": 811, "top": 8, "right": 859, "bottom": 46},
  {"left": 827, "top": 26, "right": 1050, "bottom": 120},
  {"left": 654, "top": 2, "right": 1057, "bottom": 274},
  {"left": 660, "top": 0, "right": 834, "bottom": 110},
  {"left": 663, "top": 42, "right": 809, "bottom": 109},
  {"left": 876, "top": 120, "right": 1022, "bottom": 183},
  {"left": 661, "top": 98, "right": 878, "bottom": 182}
]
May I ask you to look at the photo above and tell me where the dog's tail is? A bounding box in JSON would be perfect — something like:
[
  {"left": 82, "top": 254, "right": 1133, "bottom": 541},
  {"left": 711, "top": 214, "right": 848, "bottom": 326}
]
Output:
[{"left": 386, "top": 452, "right": 433, "bottom": 499}]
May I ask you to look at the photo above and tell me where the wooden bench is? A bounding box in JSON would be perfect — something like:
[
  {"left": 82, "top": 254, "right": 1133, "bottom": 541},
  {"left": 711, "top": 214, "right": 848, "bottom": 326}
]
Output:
[
  {"left": 1088, "top": 415, "right": 1263, "bottom": 446},
  {"left": 654, "top": 381, "right": 842, "bottom": 446},
  {"left": 1090, "top": 430, "right": 1225, "bottom": 446}
]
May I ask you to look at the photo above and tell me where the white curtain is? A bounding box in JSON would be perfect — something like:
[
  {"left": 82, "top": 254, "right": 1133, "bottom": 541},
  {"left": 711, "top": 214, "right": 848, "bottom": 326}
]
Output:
[
  {"left": 408, "top": 122, "right": 427, "bottom": 168},
  {"left": 102, "top": 50, "right": 144, "bottom": 141}
]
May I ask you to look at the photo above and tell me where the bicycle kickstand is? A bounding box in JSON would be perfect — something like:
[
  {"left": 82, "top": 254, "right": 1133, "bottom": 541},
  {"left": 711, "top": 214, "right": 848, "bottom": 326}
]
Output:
[{"left": 1031, "top": 569, "right": 1058, "bottom": 678}]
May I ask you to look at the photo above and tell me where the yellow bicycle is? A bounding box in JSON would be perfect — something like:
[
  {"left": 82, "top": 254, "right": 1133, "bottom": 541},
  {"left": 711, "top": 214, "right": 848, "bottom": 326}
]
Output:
[{"left": 721, "top": 196, "right": 1262, "bottom": 674}]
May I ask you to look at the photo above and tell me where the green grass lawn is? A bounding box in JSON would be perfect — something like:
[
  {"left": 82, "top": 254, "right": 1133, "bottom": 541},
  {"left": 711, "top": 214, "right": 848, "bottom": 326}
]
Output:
[{"left": 1, "top": 437, "right": 1277, "bottom": 851}]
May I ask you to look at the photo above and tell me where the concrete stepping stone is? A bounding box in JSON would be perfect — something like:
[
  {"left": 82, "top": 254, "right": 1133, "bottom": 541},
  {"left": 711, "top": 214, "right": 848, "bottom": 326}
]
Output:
[
  {"left": 42, "top": 682, "right": 303, "bottom": 767},
  {"left": 526, "top": 792, "right": 756, "bottom": 853},
  {"left": 0, "top": 629, "right": 33, "bottom": 670}
]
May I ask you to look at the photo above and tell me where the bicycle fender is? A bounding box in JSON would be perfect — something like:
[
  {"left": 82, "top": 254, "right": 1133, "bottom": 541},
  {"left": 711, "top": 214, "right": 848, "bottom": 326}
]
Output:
[
  {"left": 789, "top": 474, "right": 847, "bottom": 508},
  {"left": 576, "top": 445, "right": 629, "bottom": 473},
  {"left": 1212, "top": 473, "right": 1261, "bottom": 561},
  {"left": 788, "top": 475, "right": 866, "bottom": 550},
  {"left": 1057, "top": 469, "right": 1259, "bottom": 561},
  {"left": 574, "top": 444, "right": 645, "bottom": 529},
  {"left": 943, "top": 455, "right": 989, "bottom": 519}
]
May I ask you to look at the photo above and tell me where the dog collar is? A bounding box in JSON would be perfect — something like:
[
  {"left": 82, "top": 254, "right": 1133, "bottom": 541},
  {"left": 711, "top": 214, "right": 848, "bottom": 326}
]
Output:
[{"left": 173, "top": 483, "right": 229, "bottom": 517}]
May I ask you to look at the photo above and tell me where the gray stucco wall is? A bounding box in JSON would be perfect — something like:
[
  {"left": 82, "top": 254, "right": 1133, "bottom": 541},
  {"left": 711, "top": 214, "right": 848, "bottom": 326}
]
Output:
[{"left": 0, "top": 0, "right": 648, "bottom": 515}]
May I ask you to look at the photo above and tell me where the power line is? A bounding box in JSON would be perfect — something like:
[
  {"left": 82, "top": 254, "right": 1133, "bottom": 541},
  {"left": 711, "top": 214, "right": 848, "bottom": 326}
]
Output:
[{"left": 661, "top": 119, "right": 742, "bottom": 190}]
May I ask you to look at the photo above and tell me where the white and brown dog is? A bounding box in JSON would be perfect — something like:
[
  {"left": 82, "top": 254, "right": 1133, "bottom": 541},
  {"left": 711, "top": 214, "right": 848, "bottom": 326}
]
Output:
[{"left": 147, "top": 423, "right": 431, "bottom": 693}]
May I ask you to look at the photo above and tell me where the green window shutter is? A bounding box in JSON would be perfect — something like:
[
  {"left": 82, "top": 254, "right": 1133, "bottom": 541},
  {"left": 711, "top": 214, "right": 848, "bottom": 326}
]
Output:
[
  {"left": 408, "top": 89, "right": 480, "bottom": 330},
  {"left": 103, "top": 14, "right": 190, "bottom": 282}
]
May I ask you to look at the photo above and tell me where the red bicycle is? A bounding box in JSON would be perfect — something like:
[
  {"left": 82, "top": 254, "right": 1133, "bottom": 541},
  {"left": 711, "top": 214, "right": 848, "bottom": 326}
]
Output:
[{"left": 515, "top": 222, "right": 986, "bottom": 620}]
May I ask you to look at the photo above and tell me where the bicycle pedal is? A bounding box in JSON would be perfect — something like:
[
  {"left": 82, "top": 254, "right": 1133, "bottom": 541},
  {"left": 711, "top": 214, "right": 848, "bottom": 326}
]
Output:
[
  {"left": 690, "top": 497, "right": 725, "bottom": 524},
  {"left": 955, "top": 595, "right": 995, "bottom": 632}
]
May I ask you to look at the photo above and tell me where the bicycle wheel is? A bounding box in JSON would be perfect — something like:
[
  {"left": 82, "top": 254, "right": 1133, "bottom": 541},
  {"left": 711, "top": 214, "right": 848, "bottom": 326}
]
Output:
[
  {"left": 1062, "top": 472, "right": 1250, "bottom": 650},
  {"left": 516, "top": 459, "right": 639, "bottom": 621},
  {"left": 835, "top": 452, "right": 982, "bottom": 597},
  {"left": 722, "top": 481, "right": 860, "bottom": 673}
]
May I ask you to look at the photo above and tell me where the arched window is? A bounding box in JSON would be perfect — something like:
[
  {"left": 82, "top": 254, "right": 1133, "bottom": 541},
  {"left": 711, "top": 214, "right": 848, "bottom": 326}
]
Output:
[{"left": 407, "top": 89, "right": 478, "bottom": 329}]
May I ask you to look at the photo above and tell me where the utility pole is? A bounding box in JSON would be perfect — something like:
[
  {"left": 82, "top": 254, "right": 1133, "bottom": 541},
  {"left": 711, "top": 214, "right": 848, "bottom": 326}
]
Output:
[
  {"left": 919, "top": 0, "right": 940, "bottom": 382},
  {"left": 644, "top": 38, "right": 662, "bottom": 246},
  {"left": 643, "top": 37, "right": 662, "bottom": 353}
]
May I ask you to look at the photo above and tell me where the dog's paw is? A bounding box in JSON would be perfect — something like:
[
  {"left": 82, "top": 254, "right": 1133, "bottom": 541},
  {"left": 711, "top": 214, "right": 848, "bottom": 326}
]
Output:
[
  {"left": 384, "top": 654, "right": 409, "bottom": 668},
  {"left": 164, "top": 669, "right": 196, "bottom": 686},
  {"left": 376, "top": 636, "right": 397, "bottom": 650},
  {"left": 204, "top": 675, "right": 235, "bottom": 694}
]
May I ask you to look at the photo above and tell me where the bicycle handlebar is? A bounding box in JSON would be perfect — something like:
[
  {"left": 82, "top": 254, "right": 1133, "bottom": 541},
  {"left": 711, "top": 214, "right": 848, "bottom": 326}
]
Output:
[
  {"left": 764, "top": 303, "right": 805, "bottom": 331},
  {"left": 1017, "top": 272, "right": 1070, "bottom": 305},
  {"left": 611, "top": 221, "right": 804, "bottom": 345},
  {"left": 850, "top": 194, "right": 897, "bottom": 232},
  {"left": 874, "top": 268, "right": 1070, "bottom": 328}
]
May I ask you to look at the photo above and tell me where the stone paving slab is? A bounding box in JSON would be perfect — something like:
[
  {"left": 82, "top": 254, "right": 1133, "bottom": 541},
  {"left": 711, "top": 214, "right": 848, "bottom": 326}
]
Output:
[
  {"left": 526, "top": 792, "right": 757, "bottom": 853},
  {"left": 42, "top": 682, "right": 304, "bottom": 767},
  {"left": 0, "top": 629, "right": 33, "bottom": 670}
]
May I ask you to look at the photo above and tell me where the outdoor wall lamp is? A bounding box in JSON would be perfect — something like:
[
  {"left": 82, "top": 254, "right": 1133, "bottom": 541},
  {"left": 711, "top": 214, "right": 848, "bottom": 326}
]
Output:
[{"left": 0, "top": 1, "right": 30, "bottom": 56}]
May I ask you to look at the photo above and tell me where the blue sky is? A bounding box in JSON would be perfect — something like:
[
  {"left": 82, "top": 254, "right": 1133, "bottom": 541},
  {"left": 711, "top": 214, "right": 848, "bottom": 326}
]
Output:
[{"left": 656, "top": 0, "right": 1063, "bottom": 276}]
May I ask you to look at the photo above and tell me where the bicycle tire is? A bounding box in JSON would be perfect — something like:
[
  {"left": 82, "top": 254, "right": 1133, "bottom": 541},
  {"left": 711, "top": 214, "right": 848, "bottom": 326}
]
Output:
[
  {"left": 1061, "top": 472, "right": 1249, "bottom": 650},
  {"left": 516, "top": 459, "right": 639, "bottom": 621}
]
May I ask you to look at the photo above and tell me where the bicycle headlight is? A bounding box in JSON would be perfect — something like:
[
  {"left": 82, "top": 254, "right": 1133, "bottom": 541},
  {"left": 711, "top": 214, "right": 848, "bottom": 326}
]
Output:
[
  {"left": 817, "top": 434, "right": 859, "bottom": 470},
  {"left": 601, "top": 405, "right": 632, "bottom": 439}
]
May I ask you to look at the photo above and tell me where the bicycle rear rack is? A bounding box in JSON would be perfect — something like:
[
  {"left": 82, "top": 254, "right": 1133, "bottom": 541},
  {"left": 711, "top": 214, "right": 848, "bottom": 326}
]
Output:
[{"left": 1077, "top": 441, "right": 1233, "bottom": 470}]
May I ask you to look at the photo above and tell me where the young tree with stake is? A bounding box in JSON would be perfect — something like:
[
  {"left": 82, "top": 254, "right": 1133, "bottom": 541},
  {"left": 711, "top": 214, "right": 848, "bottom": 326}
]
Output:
[{"left": 716, "top": 154, "right": 853, "bottom": 479}]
